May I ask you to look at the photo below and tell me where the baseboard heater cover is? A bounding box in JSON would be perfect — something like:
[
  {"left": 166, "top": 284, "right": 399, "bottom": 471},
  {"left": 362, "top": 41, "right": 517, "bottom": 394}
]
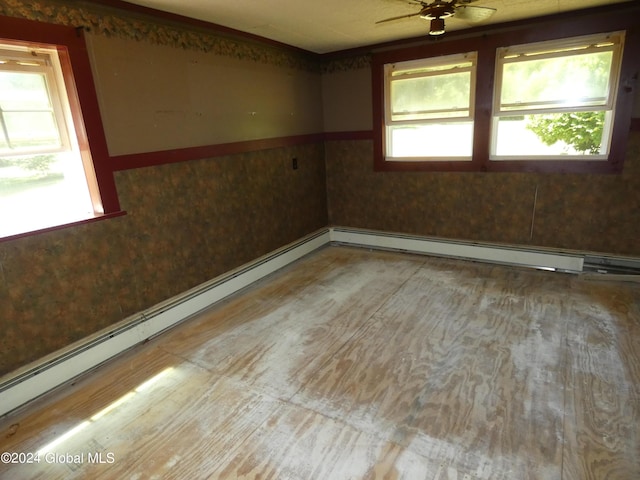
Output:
[
  {"left": 0, "top": 229, "right": 330, "bottom": 418},
  {"left": 583, "top": 254, "right": 640, "bottom": 275},
  {"left": 329, "top": 227, "right": 585, "bottom": 273}
]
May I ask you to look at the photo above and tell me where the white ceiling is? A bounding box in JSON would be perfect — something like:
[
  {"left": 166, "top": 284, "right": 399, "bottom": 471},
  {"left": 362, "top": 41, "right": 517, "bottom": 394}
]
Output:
[{"left": 122, "top": 0, "right": 634, "bottom": 54}]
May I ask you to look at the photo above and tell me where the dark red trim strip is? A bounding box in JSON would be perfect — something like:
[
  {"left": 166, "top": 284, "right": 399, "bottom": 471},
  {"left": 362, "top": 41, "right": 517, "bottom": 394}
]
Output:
[
  {"left": 631, "top": 118, "right": 640, "bottom": 132},
  {"left": 112, "top": 132, "right": 375, "bottom": 170},
  {"left": 111, "top": 134, "right": 324, "bottom": 171},
  {"left": 324, "top": 131, "right": 373, "bottom": 141}
]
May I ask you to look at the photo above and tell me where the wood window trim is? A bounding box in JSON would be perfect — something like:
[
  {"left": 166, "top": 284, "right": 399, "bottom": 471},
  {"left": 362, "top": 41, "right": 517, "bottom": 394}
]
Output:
[
  {"left": 372, "top": 7, "right": 640, "bottom": 174},
  {"left": 0, "top": 15, "right": 122, "bottom": 242}
]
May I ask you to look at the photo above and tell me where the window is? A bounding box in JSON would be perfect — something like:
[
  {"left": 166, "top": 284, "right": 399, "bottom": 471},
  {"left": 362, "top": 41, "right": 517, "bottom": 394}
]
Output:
[
  {"left": 0, "top": 15, "right": 122, "bottom": 241},
  {"left": 385, "top": 52, "right": 476, "bottom": 161},
  {"left": 491, "top": 32, "right": 624, "bottom": 160},
  {"left": 372, "top": 6, "right": 639, "bottom": 173},
  {"left": 0, "top": 43, "right": 97, "bottom": 238}
]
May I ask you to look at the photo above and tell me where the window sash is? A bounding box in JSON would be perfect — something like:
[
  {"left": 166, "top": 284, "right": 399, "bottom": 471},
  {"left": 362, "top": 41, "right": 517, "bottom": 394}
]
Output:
[
  {"left": 489, "top": 110, "right": 615, "bottom": 161},
  {"left": 389, "top": 70, "right": 473, "bottom": 121},
  {"left": 490, "top": 32, "right": 624, "bottom": 161},
  {"left": 0, "top": 47, "right": 71, "bottom": 157},
  {"left": 384, "top": 52, "right": 477, "bottom": 161},
  {"left": 385, "top": 52, "right": 477, "bottom": 125},
  {"left": 386, "top": 122, "right": 474, "bottom": 161},
  {"left": 494, "top": 32, "right": 624, "bottom": 117}
]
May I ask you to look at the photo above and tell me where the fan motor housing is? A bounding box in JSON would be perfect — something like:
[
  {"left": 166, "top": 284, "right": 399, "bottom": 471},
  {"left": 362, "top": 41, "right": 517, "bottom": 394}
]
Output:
[{"left": 420, "top": 3, "right": 456, "bottom": 20}]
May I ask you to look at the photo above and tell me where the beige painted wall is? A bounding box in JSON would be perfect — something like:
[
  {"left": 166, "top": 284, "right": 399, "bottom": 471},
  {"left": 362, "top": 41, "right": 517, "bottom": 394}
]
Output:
[
  {"left": 87, "top": 34, "right": 324, "bottom": 156},
  {"left": 322, "top": 67, "right": 373, "bottom": 133}
]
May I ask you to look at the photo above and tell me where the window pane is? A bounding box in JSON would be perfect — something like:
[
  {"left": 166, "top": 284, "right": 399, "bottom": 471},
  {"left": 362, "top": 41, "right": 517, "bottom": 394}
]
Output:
[
  {"left": 391, "top": 71, "right": 471, "bottom": 120},
  {"left": 500, "top": 50, "right": 613, "bottom": 111},
  {"left": 0, "top": 72, "right": 52, "bottom": 110},
  {"left": 0, "top": 71, "right": 62, "bottom": 153},
  {"left": 2, "top": 112, "right": 60, "bottom": 150},
  {"left": 388, "top": 123, "right": 473, "bottom": 159},
  {"left": 492, "top": 112, "right": 607, "bottom": 157}
]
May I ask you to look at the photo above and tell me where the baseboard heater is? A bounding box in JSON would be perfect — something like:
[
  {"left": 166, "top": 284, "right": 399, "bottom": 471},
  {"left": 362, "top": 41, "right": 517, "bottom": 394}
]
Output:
[
  {"left": 329, "top": 227, "right": 586, "bottom": 273},
  {"left": 583, "top": 254, "right": 640, "bottom": 275},
  {"left": 2, "top": 226, "right": 637, "bottom": 417}
]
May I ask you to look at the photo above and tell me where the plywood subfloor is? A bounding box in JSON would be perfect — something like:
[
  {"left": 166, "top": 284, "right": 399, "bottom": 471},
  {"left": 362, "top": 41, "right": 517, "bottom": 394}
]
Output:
[{"left": 1, "top": 246, "right": 638, "bottom": 479}]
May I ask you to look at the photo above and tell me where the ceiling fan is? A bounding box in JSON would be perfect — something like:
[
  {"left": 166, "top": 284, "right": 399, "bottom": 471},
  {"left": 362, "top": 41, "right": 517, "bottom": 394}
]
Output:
[{"left": 377, "top": 0, "right": 497, "bottom": 36}]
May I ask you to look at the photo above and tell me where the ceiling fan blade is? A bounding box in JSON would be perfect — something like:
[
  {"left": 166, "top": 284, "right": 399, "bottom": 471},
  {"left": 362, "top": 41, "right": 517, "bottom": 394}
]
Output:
[
  {"left": 454, "top": 5, "right": 497, "bottom": 22},
  {"left": 376, "top": 12, "right": 423, "bottom": 24},
  {"left": 390, "top": 0, "right": 428, "bottom": 6}
]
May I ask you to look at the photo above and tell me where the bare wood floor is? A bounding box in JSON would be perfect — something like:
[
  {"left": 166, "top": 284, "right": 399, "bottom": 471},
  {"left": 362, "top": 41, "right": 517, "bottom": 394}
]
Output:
[{"left": 1, "top": 246, "right": 639, "bottom": 479}]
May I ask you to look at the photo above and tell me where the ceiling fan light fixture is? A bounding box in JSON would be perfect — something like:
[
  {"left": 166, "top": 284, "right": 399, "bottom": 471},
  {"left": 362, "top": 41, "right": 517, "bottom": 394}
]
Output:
[{"left": 429, "top": 17, "right": 446, "bottom": 36}]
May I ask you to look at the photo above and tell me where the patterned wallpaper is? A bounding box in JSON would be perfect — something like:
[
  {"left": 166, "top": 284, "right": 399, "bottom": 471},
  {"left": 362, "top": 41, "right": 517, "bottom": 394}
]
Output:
[
  {"left": 326, "top": 131, "right": 640, "bottom": 256},
  {"left": 0, "top": 144, "right": 327, "bottom": 376}
]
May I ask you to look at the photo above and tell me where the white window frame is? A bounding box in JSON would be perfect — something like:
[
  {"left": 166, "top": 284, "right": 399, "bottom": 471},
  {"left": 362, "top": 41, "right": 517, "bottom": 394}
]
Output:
[
  {"left": 0, "top": 46, "right": 73, "bottom": 157},
  {"left": 384, "top": 51, "right": 477, "bottom": 162},
  {"left": 490, "top": 31, "right": 625, "bottom": 161},
  {"left": 0, "top": 40, "right": 103, "bottom": 238}
]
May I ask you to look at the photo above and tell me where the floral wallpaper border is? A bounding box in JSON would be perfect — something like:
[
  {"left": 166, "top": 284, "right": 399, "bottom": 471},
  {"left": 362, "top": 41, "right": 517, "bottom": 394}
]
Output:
[
  {"left": 0, "top": 0, "right": 320, "bottom": 72},
  {"left": 321, "top": 54, "right": 372, "bottom": 74}
]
